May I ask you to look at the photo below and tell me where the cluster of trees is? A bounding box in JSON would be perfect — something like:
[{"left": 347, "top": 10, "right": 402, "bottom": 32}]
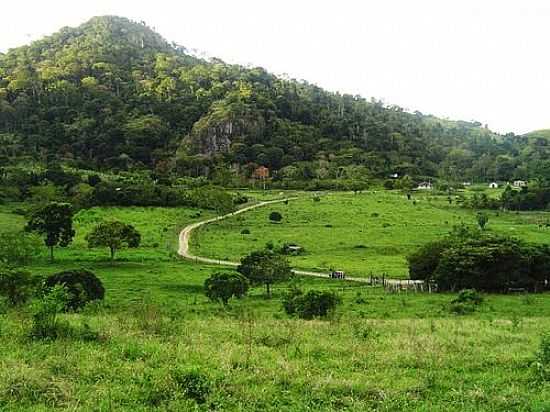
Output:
[
  {"left": 461, "top": 185, "right": 550, "bottom": 211},
  {"left": 203, "top": 247, "right": 341, "bottom": 319},
  {"left": 0, "top": 267, "right": 105, "bottom": 339},
  {"left": 500, "top": 185, "right": 550, "bottom": 211},
  {"left": 1, "top": 16, "right": 546, "bottom": 183},
  {"left": 0, "top": 202, "right": 142, "bottom": 262},
  {"left": 0, "top": 165, "right": 242, "bottom": 212},
  {"left": 408, "top": 227, "right": 550, "bottom": 292}
]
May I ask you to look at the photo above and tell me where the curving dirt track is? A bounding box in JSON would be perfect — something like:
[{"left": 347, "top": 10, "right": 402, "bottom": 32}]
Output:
[{"left": 178, "top": 197, "right": 422, "bottom": 286}]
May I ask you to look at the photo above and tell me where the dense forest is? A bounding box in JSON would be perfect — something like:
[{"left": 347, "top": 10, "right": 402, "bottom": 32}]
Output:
[{"left": 1, "top": 16, "right": 549, "bottom": 183}]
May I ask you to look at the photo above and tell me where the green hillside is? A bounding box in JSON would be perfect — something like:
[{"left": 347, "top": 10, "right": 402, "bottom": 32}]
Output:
[{"left": 0, "top": 16, "right": 546, "bottom": 183}]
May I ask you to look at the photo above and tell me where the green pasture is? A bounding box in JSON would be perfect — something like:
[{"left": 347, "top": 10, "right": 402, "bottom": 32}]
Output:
[
  {"left": 193, "top": 191, "right": 550, "bottom": 278},
  {"left": 1, "top": 194, "right": 550, "bottom": 410}
]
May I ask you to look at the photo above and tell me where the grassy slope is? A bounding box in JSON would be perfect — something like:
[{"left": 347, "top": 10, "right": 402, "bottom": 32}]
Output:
[
  {"left": 1, "top": 196, "right": 550, "bottom": 410},
  {"left": 192, "top": 191, "right": 550, "bottom": 278}
]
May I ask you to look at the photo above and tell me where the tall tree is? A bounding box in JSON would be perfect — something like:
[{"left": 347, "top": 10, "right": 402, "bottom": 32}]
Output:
[
  {"left": 86, "top": 221, "right": 141, "bottom": 262},
  {"left": 237, "top": 249, "right": 292, "bottom": 297},
  {"left": 25, "top": 203, "right": 75, "bottom": 262}
]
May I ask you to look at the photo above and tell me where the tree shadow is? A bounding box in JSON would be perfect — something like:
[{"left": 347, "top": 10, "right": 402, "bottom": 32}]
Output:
[{"left": 160, "top": 283, "right": 204, "bottom": 294}]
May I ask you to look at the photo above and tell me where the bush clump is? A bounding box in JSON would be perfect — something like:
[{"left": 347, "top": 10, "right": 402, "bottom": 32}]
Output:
[
  {"left": 0, "top": 269, "right": 40, "bottom": 306},
  {"left": 204, "top": 272, "right": 249, "bottom": 305},
  {"left": 269, "top": 211, "right": 283, "bottom": 223},
  {"left": 30, "top": 285, "right": 69, "bottom": 339},
  {"left": 283, "top": 289, "right": 341, "bottom": 319},
  {"left": 240, "top": 228, "right": 251, "bottom": 235},
  {"left": 44, "top": 270, "right": 105, "bottom": 310},
  {"left": 449, "top": 289, "right": 483, "bottom": 315},
  {"left": 408, "top": 227, "right": 550, "bottom": 292},
  {"left": 452, "top": 289, "right": 483, "bottom": 305}
]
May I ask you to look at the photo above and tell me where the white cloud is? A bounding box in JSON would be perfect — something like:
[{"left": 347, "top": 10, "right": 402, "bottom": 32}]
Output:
[{"left": 2, "top": 0, "right": 549, "bottom": 134}]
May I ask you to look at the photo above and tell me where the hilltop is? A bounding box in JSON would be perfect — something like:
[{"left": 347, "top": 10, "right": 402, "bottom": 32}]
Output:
[{"left": 0, "top": 16, "right": 545, "bottom": 182}]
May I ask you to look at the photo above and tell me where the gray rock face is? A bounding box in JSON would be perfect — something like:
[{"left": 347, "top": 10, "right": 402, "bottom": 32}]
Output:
[{"left": 199, "top": 121, "right": 234, "bottom": 155}]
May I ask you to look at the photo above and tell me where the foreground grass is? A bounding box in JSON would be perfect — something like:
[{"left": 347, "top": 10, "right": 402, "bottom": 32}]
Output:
[
  {"left": 2, "top": 291, "right": 550, "bottom": 411},
  {"left": 193, "top": 191, "right": 550, "bottom": 278}
]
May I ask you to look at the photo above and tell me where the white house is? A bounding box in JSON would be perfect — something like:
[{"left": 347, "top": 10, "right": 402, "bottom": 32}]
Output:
[
  {"left": 489, "top": 182, "right": 499, "bottom": 189},
  {"left": 513, "top": 180, "right": 527, "bottom": 188},
  {"left": 417, "top": 182, "right": 433, "bottom": 190}
]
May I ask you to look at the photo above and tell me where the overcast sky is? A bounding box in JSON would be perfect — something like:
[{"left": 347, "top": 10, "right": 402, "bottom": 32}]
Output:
[{"left": 2, "top": 0, "right": 549, "bottom": 134}]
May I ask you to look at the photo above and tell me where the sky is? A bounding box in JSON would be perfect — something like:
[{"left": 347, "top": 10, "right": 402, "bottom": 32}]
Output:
[{"left": 2, "top": 0, "right": 549, "bottom": 135}]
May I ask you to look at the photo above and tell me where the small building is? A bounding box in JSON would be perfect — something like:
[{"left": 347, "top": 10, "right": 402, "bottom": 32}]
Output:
[
  {"left": 513, "top": 180, "right": 527, "bottom": 188},
  {"left": 283, "top": 244, "right": 303, "bottom": 255},
  {"left": 463, "top": 182, "right": 472, "bottom": 187},
  {"left": 417, "top": 182, "right": 433, "bottom": 190},
  {"left": 252, "top": 166, "right": 269, "bottom": 179},
  {"left": 489, "top": 182, "right": 499, "bottom": 189}
]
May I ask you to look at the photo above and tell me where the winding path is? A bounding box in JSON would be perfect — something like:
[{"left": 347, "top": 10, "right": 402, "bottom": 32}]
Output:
[{"left": 178, "top": 198, "right": 422, "bottom": 286}]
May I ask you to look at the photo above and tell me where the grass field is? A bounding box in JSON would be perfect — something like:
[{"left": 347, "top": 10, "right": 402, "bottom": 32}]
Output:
[
  {"left": 192, "top": 191, "right": 550, "bottom": 278},
  {"left": 1, "top": 193, "right": 550, "bottom": 410}
]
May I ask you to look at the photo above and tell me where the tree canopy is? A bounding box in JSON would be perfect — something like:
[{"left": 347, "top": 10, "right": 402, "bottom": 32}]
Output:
[
  {"left": 237, "top": 249, "right": 292, "bottom": 297},
  {"left": 86, "top": 221, "right": 141, "bottom": 261},
  {"left": 25, "top": 202, "right": 75, "bottom": 261}
]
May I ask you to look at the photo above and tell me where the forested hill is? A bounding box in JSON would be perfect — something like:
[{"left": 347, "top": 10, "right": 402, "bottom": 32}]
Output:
[{"left": 0, "top": 16, "right": 545, "bottom": 182}]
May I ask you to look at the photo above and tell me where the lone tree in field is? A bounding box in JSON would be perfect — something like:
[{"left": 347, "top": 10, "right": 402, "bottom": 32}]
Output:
[
  {"left": 25, "top": 202, "right": 75, "bottom": 262},
  {"left": 269, "top": 211, "right": 283, "bottom": 223},
  {"left": 237, "top": 249, "right": 292, "bottom": 297},
  {"left": 204, "top": 272, "right": 249, "bottom": 305},
  {"left": 86, "top": 221, "right": 141, "bottom": 262},
  {"left": 476, "top": 212, "right": 489, "bottom": 230}
]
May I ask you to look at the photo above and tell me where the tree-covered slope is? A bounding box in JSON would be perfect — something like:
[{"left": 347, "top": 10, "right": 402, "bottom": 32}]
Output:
[{"left": 0, "top": 16, "right": 540, "bottom": 181}]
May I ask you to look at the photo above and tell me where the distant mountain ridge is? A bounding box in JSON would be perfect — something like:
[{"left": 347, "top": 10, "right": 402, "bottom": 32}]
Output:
[{"left": 0, "top": 16, "right": 546, "bottom": 182}]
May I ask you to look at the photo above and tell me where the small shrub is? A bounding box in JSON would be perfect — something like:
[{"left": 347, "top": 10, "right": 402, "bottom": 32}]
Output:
[
  {"left": 269, "top": 211, "right": 283, "bottom": 223},
  {"left": 449, "top": 289, "right": 483, "bottom": 315},
  {"left": 171, "top": 368, "right": 211, "bottom": 404},
  {"left": 204, "top": 272, "right": 249, "bottom": 305},
  {"left": 240, "top": 228, "right": 251, "bottom": 235},
  {"left": 0, "top": 269, "right": 40, "bottom": 306},
  {"left": 283, "top": 289, "right": 342, "bottom": 319},
  {"left": 44, "top": 270, "right": 105, "bottom": 311},
  {"left": 449, "top": 302, "right": 476, "bottom": 315},
  {"left": 312, "top": 196, "right": 321, "bottom": 202},
  {"left": 533, "top": 333, "right": 550, "bottom": 382},
  {"left": 234, "top": 193, "right": 248, "bottom": 204},
  {"left": 30, "top": 285, "right": 69, "bottom": 339},
  {"left": 476, "top": 212, "right": 489, "bottom": 230},
  {"left": 370, "top": 212, "right": 379, "bottom": 218},
  {"left": 452, "top": 289, "right": 483, "bottom": 305}
]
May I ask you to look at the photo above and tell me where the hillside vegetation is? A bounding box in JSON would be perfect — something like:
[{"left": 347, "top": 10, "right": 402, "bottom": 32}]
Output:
[{"left": 2, "top": 16, "right": 549, "bottom": 183}]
